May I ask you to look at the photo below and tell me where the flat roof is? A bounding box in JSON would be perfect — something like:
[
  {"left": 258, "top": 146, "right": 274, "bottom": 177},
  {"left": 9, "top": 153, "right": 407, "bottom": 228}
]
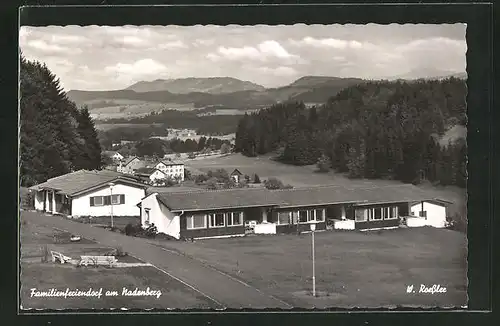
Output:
[{"left": 155, "top": 184, "right": 445, "bottom": 212}]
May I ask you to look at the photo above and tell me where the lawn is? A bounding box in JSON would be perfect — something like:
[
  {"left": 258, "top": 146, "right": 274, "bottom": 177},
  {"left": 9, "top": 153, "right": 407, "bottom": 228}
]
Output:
[
  {"left": 20, "top": 219, "right": 217, "bottom": 310},
  {"left": 152, "top": 227, "right": 468, "bottom": 308}
]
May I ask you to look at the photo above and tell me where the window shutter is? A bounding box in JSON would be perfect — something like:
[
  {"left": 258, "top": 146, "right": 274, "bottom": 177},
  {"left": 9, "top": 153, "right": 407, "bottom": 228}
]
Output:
[
  {"left": 90, "top": 197, "right": 94, "bottom": 206},
  {"left": 120, "top": 194, "right": 125, "bottom": 204},
  {"left": 104, "top": 196, "right": 111, "bottom": 205}
]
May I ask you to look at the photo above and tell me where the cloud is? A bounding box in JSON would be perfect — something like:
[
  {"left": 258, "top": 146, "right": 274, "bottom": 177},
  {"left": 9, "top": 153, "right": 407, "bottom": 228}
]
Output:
[
  {"left": 255, "top": 66, "right": 298, "bottom": 76},
  {"left": 24, "top": 39, "right": 81, "bottom": 55},
  {"left": 291, "top": 37, "right": 365, "bottom": 49},
  {"left": 212, "top": 40, "right": 301, "bottom": 63},
  {"left": 158, "top": 40, "right": 188, "bottom": 49},
  {"left": 19, "top": 24, "right": 466, "bottom": 90},
  {"left": 104, "top": 59, "right": 168, "bottom": 80}
]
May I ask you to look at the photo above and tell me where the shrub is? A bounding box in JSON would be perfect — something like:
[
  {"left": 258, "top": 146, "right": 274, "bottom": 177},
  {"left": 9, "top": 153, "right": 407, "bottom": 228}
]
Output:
[
  {"left": 20, "top": 190, "right": 35, "bottom": 210},
  {"left": 253, "top": 174, "right": 261, "bottom": 184},
  {"left": 206, "top": 177, "right": 218, "bottom": 190},
  {"left": 264, "top": 177, "right": 293, "bottom": 190},
  {"left": 124, "top": 223, "right": 143, "bottom": 236},
  {"left": 316, "top": 154, "right": 331, "bottom": 173},
  {"left": 108, "top": 246, "right": 127, "bottom": 257}
]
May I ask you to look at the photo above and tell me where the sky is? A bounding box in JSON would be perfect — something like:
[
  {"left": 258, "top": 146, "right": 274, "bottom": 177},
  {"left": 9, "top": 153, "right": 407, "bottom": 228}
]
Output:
[{"left": 19, "top": 24, "right": 466, "bottom": 91}]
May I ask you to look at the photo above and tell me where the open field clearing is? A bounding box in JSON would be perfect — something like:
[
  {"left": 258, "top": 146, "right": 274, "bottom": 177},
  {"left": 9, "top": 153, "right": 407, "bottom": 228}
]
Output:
[
  {"left": 152, "top": 227, "right": 467, "bottom": 308},
  {"left": 95, "top": 123, "right": 165, "bottom": 131},
  {"left": 89, "top": 102, "right": 196, "bottom": 121},
  {"left": 186, "top": 153, "right": 466, "bottom": 215},
  {"left": 20, "top": 219, "right": 217, "bottom": 310}
]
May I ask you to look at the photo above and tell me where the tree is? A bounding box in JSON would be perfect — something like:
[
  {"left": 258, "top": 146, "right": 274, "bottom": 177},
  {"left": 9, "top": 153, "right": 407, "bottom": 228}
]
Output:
[
  {"left": 264, "top": 177, "right": 293, "bottom": 190},
  {"left": 20, "top": 56, "right": 97, "bottom": 186},
  {"left": 206, "top": 178, "right": 218, "bottom": 190},
  {"left": 316, "top": 154, "right": 331, "bottom": 173},
  {"left": 75, "top": 106, "right": 103, "bottom": 170},
  {"left": 135, "top": 138, "right": 166, "bottom": 157},
  {"left": 220, "top": 143, "right": 231, "bottom": 154},
  {"left": 253, "top": 174, "right": 261, "bottom": 184}
]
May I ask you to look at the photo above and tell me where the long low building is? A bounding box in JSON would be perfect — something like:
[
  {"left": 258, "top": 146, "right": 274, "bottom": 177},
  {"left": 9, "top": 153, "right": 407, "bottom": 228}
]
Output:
[
  {"left": 29, "top": 170, "right": 147, "bottom": 217},
  {"left": 137, "top": 184, "right": 453, "bottom": 239}
]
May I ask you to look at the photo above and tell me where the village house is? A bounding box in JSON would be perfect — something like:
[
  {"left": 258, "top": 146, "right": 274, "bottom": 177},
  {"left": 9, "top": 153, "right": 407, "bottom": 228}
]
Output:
[
  {"left": 29, "top": 170, "right": 147, "bottom": 217},
  {"left": 103, "top": 151, "right": 124, "bottom": 162},
  {"left": 230, "top": 169, "right": 243, "bottom": 183},
  {"left": 137, "top": 184, "right": 453, "bottom": 240},
  {"left": 134, "top": 167, "right": 169, "bottom": 185},
  {"left": 152, "top": 160, "right": 185, "bottom": 182},
  {"left": 117, "top": 156, "right": 147, "bottom": 175}
]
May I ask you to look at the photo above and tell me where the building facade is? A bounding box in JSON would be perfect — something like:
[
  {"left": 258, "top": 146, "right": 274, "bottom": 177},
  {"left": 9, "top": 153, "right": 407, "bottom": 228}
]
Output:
[
  {"left": 30, "top": 170, "right": 147, "bottom": 217},
  {"left": 154, "top": 161, "right": 185, "bottom": 182},
  {"left": 138, "top": 185, "right": 452, "bottom": 240}
]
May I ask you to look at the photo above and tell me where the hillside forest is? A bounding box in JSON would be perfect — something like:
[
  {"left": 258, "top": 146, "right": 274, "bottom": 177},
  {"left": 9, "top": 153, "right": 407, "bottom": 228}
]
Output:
[
  {"left": 20, "top": 56, "right": 103, "bottom": 187},
  {"left": 235, "top": 78, "right": 467, "bottom": 188}
]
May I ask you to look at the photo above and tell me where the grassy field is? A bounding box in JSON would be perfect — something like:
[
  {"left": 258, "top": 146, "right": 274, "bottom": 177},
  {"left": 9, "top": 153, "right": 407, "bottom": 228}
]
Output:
[
  {"left": 20, "top": 219, "right": 216, "bottom": 310},
  {"left": 89, "top": 102, "right": 195, "bottom": 121},
  {"left": 186, "top": 153, "right": 466, "bottom": 216},
  {"left": 153, "top": 227, "right": 468, "bottom": 308},
  {"left": 95, "top": 123, "right": 165, "bottom": 131}
]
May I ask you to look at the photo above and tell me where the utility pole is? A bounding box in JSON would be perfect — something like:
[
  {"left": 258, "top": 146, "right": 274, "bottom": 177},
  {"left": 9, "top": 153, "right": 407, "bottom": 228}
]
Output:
[{"left": 109, "top": 182, "right": 115, "bottom": 228}]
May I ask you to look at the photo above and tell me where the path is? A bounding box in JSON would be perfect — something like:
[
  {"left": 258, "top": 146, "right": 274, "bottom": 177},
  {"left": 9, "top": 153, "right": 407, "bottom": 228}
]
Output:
[{"left": 21, "top": 211, "right": 292, "bottom": 309}]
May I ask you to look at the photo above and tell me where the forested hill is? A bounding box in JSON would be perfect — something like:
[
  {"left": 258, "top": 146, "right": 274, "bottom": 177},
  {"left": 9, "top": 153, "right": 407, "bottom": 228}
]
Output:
[
  {"left": 235, "top": 78, "right": 467, "bottom": 188},
  {"left": 20, "top": 57, "right": 103, "bottom": 186}
]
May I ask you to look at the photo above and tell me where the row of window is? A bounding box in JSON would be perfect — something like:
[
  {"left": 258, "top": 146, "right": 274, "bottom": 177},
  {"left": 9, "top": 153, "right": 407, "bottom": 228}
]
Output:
[
  {"left": 89, "top": 194, "right": 125, "bottom": 206},
  {"left": 186, "top": 212, "right": 244, "bottom": 230},
  {"left": 354, "top": 206, "right": 399, "bottom": 222},
  {"left": 276, "top": 209, "right": 326, "bottom": 225}
]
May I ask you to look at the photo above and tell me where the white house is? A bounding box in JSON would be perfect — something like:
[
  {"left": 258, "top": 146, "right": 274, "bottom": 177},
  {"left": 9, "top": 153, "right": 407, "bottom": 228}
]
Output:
[
  {"left": 117, "top": 156, "right": 146, "bottom": 175},
  {"left": 153, "top": 160, "right": 185, "bottom": 182},
  {"left": 137, "top": 184, "right": 450, "bottom": 240},
  {"left": 103, "top": 151, "right": 124, "bottom": 162},
  {"left": 29, "top": 170, "right": 147, "bottom": 217},
  {"left": 406, "top": 199, "right": 453, "bottom": 228},
  {"left": 230, "top": 169, "right": 244, "bottom": 183},
  {"left": 134, "top": 168, "right": 169, "bottom": 185},
  {"left": 139, "top": 192, "right": 181, "bottom": 239}
]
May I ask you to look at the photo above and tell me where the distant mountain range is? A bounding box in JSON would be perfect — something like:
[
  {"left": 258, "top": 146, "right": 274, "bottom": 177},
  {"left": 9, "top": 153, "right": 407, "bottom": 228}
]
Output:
[
  {"left": 126, "top": 77, "right": 265, "bottom": 94},
  {"left": 67, "top": 73, "right": 466, "bottom": 111}
]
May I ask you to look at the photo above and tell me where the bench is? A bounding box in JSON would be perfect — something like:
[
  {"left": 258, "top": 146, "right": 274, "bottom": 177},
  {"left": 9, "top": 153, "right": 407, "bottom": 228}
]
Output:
[
  {"left": 50, "top": 251, "right": 73, "bottom": 264},
  {"left": 79, "top": 255, "right": 118, "bottom": 267}
]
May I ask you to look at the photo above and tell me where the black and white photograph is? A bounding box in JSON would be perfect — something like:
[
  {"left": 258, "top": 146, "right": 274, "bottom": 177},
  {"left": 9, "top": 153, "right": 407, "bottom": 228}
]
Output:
[{"left": 19, "top": 23, "right": 467, "bottom": 310}]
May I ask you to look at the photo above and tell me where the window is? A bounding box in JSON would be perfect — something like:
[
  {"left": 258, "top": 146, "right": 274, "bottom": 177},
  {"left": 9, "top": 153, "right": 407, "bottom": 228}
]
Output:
[
  {"left": 90, "top": 194, "right": 124, "bottom": 206},
  {"left": 144, "top": 209, "right": 150, "bottom": 224},
  {"left": 371, "top": 208, "right": 383, "bottom": 221},
  {"left": 227, "top": 212, "right": 243, "bottom": 226},
  {"left": 355, "top": 209, "right": 367, "bottom": 222},
  {"left": 277, "top": 211, "right": 291, "bottom": 225},
  {"left": 91, "top": 196, "right": 104, "bottom": 206},
  {"left": 209, "top": 213, "right": 225, "bottom": 228},
  {"left": 186, "top": 214, "right": 206, "bottom": 229},
  {"left": 315, "top": 209, "right": 325, "bottom": 222},
  {"left": 385, "top": 206, "right": 398, "bottom": 220},
  {"left": 298, "top": 210, "right": 308, "bottom": 223},
  {"left": 111, "top": 194, "right": 120, "bottom": 205},
  {"left": 419, "top": 211, "right": 427, "bottom": 218}
]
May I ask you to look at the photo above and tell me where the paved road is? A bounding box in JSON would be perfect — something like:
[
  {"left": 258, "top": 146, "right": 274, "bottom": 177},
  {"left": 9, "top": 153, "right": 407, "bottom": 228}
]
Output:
[{"left": 21, "top": 211, "right": 292, "bottom": 309}]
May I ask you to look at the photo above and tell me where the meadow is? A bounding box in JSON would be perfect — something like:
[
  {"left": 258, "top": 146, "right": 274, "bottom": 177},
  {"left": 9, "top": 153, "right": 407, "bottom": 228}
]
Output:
[
  {"left": 185, "top": 153, "right": 466, "bottom": 217},
  {"left": 20, "top": 218, "right": 216, "bottom": 310},
  {"left": 152, "top": 227, "right": 468, "bottom": 308}
]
